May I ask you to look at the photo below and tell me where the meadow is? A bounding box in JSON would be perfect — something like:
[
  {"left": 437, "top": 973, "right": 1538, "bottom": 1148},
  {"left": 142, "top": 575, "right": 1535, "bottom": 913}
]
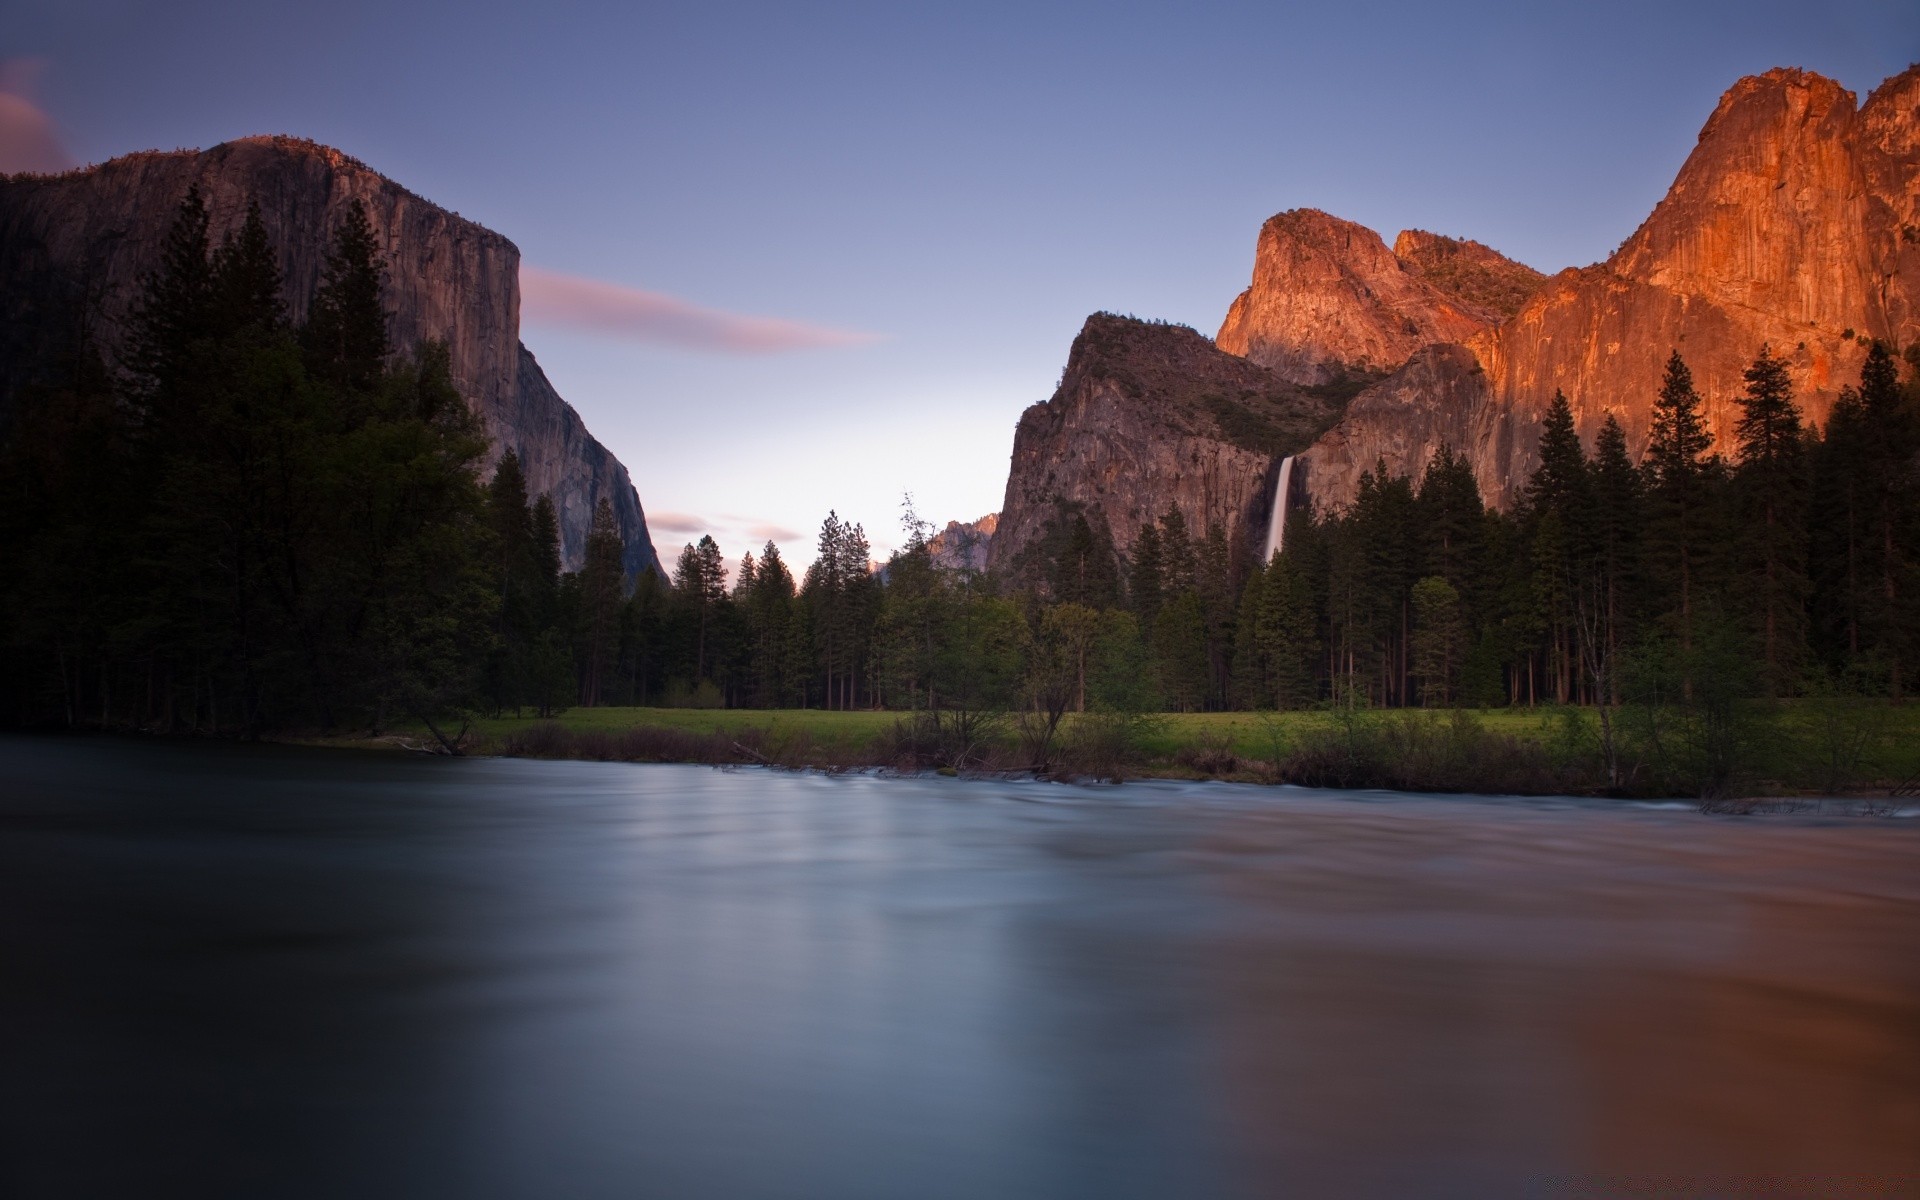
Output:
[{"left": 371, "top": 701, "right": 1920, "bottom": 800}]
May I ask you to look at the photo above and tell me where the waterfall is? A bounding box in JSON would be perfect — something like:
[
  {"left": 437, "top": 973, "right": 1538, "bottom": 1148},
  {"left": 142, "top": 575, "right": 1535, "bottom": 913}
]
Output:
[{"left": 1261, "top": 455, "right": 1295, "bottom": 564}]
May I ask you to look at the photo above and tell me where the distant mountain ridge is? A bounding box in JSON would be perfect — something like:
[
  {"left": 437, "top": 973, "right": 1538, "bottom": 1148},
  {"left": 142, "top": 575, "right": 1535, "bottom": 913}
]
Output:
[{"left": 0, "top": 135, "right": 658, "bottom": 576}]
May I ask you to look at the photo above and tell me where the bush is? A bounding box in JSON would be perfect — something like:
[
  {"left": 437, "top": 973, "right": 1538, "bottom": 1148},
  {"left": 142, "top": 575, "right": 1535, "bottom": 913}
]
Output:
[{"left": 1278, "top": 707, "right": 1571, "bottom": 794}]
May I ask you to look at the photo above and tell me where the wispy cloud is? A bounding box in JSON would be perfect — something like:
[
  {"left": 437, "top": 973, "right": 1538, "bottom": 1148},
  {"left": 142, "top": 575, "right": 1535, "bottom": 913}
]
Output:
[
  {"left": 520, "top": 265, "right": 881, "bottom": 354},
  {"left": 0, "top": 59, "right": 74, "bottom": 175},
  {"left": 647, "top": 511, "right": 709, "bottom": 535},
  {"left": 747, "top": 523, "right": 802, "bottom": 543}
]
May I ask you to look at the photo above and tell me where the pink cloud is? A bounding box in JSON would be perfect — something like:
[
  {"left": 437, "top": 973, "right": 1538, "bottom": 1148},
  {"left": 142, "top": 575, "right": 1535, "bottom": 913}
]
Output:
[
  {"left": 648, "top": 511, "right": 709, "bottom": 535},
  {"left": 746, "top": 523, "right": 802, "bottom": 543},
  {"left": 0, "top": 60, "right": 74, "bottom": 175},
  {"left": 520, "top": 265, "right": 881, "bottom": 354}
]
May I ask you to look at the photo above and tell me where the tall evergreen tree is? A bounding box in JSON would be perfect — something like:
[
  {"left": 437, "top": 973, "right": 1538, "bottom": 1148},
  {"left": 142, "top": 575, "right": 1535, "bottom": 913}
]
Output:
[
  {"left": 127, "top": 186, "right": 215, "bottom": 411},
  {"left": 304, "top": 200, "right": 390, "bottom": 393},
  {"left": 578, "top": 498, "right": 625, "bottom": 705},
  {"left": 1733, "top": 345, "right": 1808, "bottom": 693},
  {"left": 211, "top": 201, "right": 286, "bottom": 337},
  {"left": 1644, "top": 350, "right": 1717, "bottom": 667},
  {"left": 1128, "top": 523, "right": 1164, "bottom": 625}
]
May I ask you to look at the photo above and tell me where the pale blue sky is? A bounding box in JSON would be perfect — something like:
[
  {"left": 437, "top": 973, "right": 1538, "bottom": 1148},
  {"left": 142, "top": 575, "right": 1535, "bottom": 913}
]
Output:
[{"left": 6, "top": 0, "right": 1915, "bottom": 562}]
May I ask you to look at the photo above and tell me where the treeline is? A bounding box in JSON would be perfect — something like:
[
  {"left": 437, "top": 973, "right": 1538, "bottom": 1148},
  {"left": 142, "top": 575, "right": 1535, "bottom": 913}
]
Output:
[
  {"left": 1235, "top": 347, "right": 1920, "bottom": 714},
  {"left": 611, "top": 343, "right": 1918, "bottom": 729},
  {"left": 6, "top": 184, "right": 1917, "bottom": 744}
]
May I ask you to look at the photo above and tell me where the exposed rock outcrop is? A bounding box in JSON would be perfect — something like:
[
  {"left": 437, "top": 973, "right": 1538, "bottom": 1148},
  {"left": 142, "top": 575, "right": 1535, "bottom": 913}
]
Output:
[
  {"left": 1392, "top": 229, "right": 1549, "bottom": 323},
  {"left": 989, "top": 315, "right": 1344, "bottom": 575},
  {"left": 927, "top": 514, "right": 996, "bottom": 572},
  {"left": 0, "top": 136, "right": 657, "bottom": 575},
  {"left": 1300, "top": 65, "right": 1920, "bottom": 511},
  {"left": 1213, "top": 209, "right": 1541, "bottom": 385}
]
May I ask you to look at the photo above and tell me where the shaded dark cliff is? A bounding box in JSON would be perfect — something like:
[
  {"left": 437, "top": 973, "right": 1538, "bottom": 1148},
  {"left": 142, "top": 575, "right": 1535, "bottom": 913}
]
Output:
[
  {"left": 0, "top": 136, "right": 657, "bottom": 576},
  {"left": 989, "top": 315, "right": 1345, "bottom": 576}
]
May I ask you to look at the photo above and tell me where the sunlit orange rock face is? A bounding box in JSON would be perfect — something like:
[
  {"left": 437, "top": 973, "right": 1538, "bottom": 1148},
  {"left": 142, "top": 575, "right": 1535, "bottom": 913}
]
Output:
[
  {"left": 1298, "top": 65, "right": 1920, "bottom": 511},
  {"left": 1214, "top": 210, "right": 1540, "bottom": 385}
]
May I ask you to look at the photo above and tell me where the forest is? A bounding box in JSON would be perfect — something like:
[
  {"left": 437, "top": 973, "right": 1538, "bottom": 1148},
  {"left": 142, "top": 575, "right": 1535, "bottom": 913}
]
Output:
[{"left": 3, "top": 190, "right": 1917, "bottom": 791}]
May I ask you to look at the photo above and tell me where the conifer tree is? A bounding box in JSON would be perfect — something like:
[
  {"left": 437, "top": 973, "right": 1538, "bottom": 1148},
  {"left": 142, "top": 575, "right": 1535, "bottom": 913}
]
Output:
[
  {"left": 1416, "top": 445, "right": 1483, "bottom": 594},
  {"left": 1733, "top": 345, "right": 1808, "bottom": 693},
  {"left": 578, "top": 498, "right": 625, "bottom": 704},
  {"left": 1258, "top": 550, "right": 1319, "bottom": 709},
  {"left": 1410, "top": 575, "right": 1463, "bottom": 706},
  {"left": 1645, "top": 351, "right": 1717, "bottom": 665},
  {"left": 1857, "top": 341, "right": 1917, "bottom": 693},
  {"left": 1157, "top": 507, "right": 1195, "bottom": 595},
  {"left": 211, "top": 201, "right": 286, "bottom": 336},
  {"left": 1588, "top": 414, "right": 1643, "bottom": 702},
  {"left": 1129, "top": 523, "right": 1164, "bottom": 625},
  {"left": 304, "top": 200, "right": 390, "bottom": 393},
  {"left": 127, "top": 186, "right": 215, "bottom": 410}
]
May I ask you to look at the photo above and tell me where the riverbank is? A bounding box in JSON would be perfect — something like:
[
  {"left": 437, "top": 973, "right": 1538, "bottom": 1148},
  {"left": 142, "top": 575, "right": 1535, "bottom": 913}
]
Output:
[{"left": 313, "top": 701, "right": 1920, "bottom": 802}]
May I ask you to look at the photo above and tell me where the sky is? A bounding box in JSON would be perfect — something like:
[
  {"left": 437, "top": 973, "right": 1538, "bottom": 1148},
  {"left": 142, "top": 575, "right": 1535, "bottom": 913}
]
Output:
[{"left": 4, "top": 0, "right": 1916, "bottom": 568}]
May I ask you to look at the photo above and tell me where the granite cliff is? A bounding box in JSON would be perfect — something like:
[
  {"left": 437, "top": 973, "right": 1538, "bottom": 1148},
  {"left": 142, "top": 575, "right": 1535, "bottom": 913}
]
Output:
[
  {"left": 988, "top": 315, "right": 1344, "bottom": 576},
  {"left": 995, "top": 65, "right": 1917, "bottom": 560},
  {"left": 927, "top": 514, "right": 997, "bottom": 572},
  {"left": 1300, "top": 65, "right": 1920, "bottom": 510},
  {"left": 1214, "top": 209, "right": 1544, "bottom": 385},
  {"left": 0, "top": 136, "right": 657, "bottom": 575}
]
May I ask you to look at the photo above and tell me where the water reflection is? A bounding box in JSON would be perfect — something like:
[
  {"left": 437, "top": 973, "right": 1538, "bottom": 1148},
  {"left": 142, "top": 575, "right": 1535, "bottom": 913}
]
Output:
[{"left": 1, "top": 737, "right": 1915, "bottom": 1198}]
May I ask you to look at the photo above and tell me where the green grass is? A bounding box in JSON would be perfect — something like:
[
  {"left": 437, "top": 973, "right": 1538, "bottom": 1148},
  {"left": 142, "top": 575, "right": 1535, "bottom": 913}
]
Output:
[{"left": 357, "top": 701, "right": 1920, "bottom": 797}]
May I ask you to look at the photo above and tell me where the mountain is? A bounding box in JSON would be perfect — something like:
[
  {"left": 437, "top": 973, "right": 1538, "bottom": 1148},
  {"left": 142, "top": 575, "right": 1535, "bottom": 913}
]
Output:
[
  {"left": 1213, "top": 209, "right": 1545, "bottom": 385},
  {"left": 987, "top": 314, "right": 1343, "bottom": 576},
  {"left": 992, "top": 65, "right": 1918, "bottom": 570},
  {"left": 927, "top": 514, "right": 996, "bottom": 572},
  {"left": 1300, "top": 65, "right": 1920, "bottom": 511},
  {"left": 0, "top": 136, "right": 657, "bottom": 576}
]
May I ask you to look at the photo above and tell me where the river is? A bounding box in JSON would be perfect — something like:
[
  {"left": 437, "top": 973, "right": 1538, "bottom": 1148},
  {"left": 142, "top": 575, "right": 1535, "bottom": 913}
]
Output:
[{"left": 2, "top": 736, "right": 1916, "bottom": 1198}]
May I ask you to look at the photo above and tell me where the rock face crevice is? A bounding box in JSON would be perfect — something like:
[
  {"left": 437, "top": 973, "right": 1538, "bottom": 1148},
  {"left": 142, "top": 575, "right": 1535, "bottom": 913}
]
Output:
[
  {"left": 0, "top": 136, "right": 657, "bottom": 576},
  {"left": 1299, "top": 65, "right": 1920, "bottom": 512},
  {"left": 989, "top": 315, "right": 1344, "bottom": 575}
]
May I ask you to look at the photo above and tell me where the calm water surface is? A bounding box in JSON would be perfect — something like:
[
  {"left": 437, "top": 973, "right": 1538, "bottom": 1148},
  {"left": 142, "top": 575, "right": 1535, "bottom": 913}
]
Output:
[{"left": 2, "top": 736, "right": 1917, "bottom": 1198}]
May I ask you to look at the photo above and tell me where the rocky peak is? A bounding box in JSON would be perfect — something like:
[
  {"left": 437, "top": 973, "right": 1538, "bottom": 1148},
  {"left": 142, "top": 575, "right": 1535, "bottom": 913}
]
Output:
[
  {"left": 1391, "top": 229, "right": 1547, "bottom": 323},
  {"left": 990, "top": 314, "right": 1345, "bottom": 577},
  {"left": 926, "top": 514, "right": 996, "bottom": 572},
  {"left": 1214, "top": 208, "right": 1520, "bottom": 385},
  {"left": 1300, "top": 65, "right": 1920, "bottom": 513}
]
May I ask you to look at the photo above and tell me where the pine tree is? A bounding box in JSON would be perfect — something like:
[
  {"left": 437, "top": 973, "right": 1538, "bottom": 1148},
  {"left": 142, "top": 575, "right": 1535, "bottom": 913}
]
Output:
[
  {"left": 210, "top": 200, "right": 286, "bottom": 337},
  {"left": 1645, "top": 351, "right": 1717, "bottom": 669},
  {"left": 1128, "top": 523, "right": 1164, "bottom": 625},
  {"left": 1196, "top": 522, "right": 1235, "bottom": 708},
  {"left": 578, "top": 498, "right": 625, "bottom": 705},
  {"left": 1733, "top": 345, "right": 1808, "bottom": 693},
  {"left": 127, "top": 186, "right": 215, "bottom": 411},
  {"left": 1259, "top": 549, "right": 1319, "bottom": 709},
  {"left": 304, "top": 200, "right": 390, "bottom": 394},
  {"left": 484, "top": 450, "right": 537, "bottom": 712},
  {"left": 1525, "top": 394, "right": 1592, "bottom": 703},
  {"left": 1416, "top": 445, "right": 1484, "bottom": 594},
  {"left": 1858, "top": 342, "right": 1917, "bottom": 693},
  {"left": 1588, "top": 414, "right": 1643, "bottom": 703},
  {"left": 1157, "top": 507, "right": 1195, "bottom": 595},
  {"left": 1410, "top": 576, "right": 1463, "bottom": 706}
]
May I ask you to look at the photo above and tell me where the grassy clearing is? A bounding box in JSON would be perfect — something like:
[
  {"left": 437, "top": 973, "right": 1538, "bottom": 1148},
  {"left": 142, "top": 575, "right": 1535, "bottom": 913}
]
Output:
[{"left": 364, "top": 702, "right": 1920, "bottom": 799}]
